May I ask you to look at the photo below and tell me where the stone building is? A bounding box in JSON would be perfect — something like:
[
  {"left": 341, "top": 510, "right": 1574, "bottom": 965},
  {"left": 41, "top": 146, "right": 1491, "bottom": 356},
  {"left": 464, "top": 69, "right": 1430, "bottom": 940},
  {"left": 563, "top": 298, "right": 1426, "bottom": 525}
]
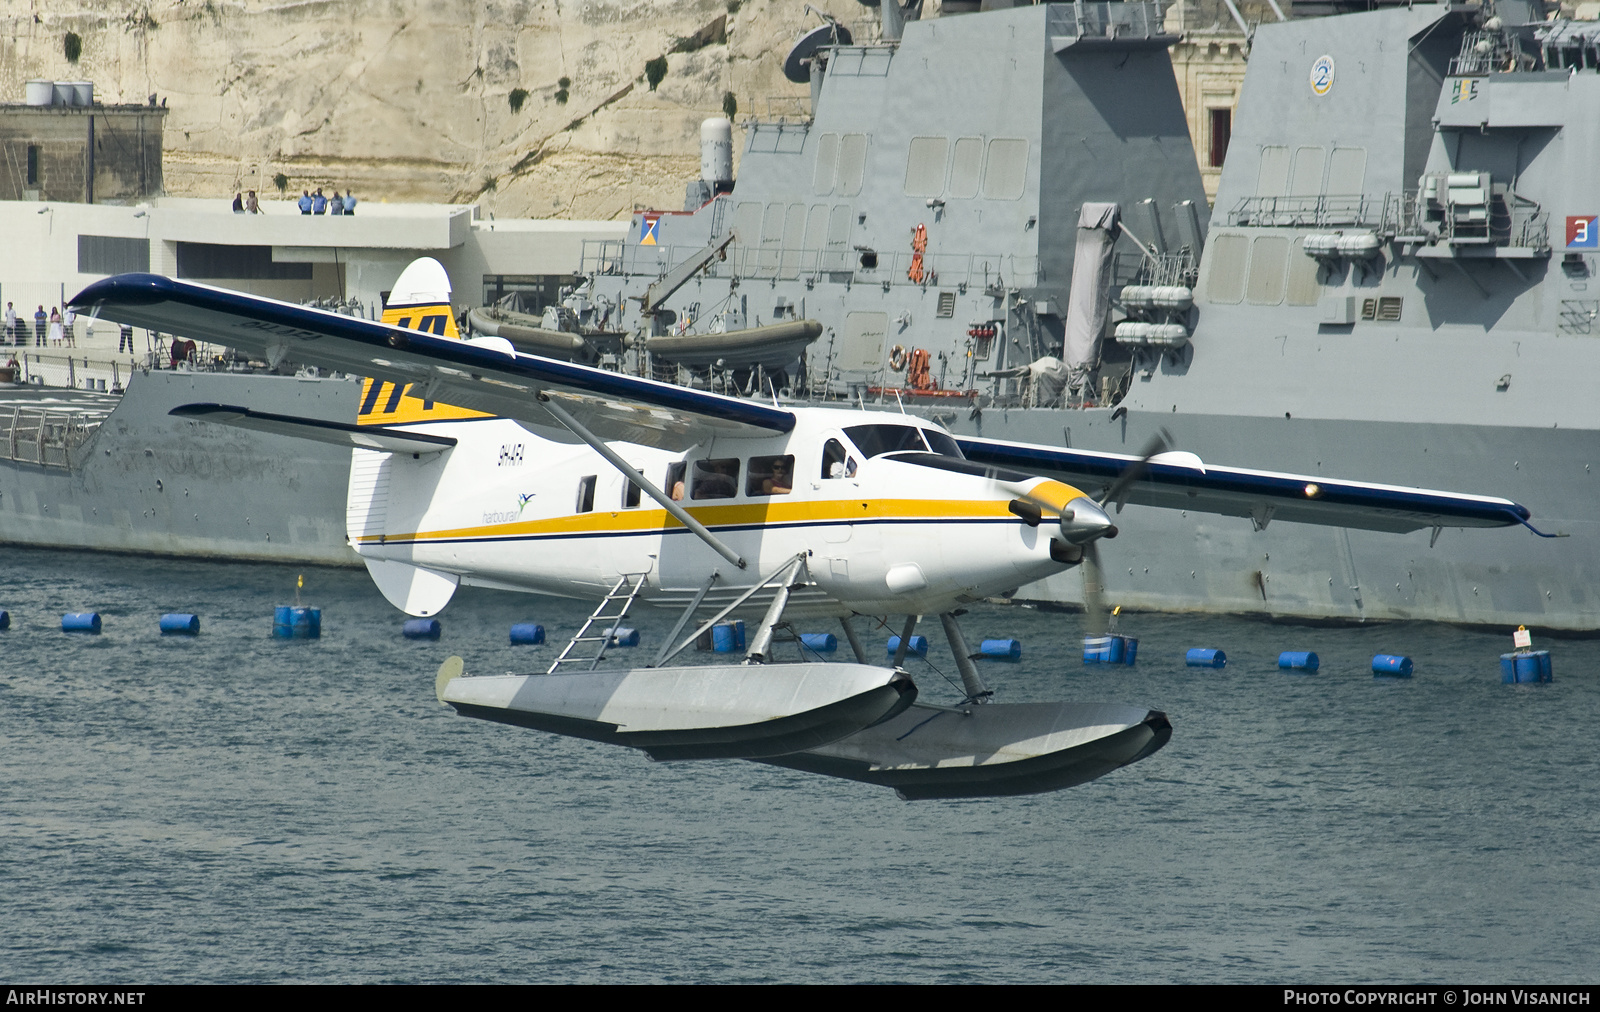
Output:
[{"left": 0, "top": 97, "right": 166, "bottom": 204}]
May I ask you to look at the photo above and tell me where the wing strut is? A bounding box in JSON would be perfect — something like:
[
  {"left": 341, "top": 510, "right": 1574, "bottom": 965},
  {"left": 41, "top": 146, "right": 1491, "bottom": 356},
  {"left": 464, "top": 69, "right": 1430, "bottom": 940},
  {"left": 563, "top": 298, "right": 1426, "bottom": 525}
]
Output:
[{"left": 538, "top": 393, "right": 747, "bottom": 570}]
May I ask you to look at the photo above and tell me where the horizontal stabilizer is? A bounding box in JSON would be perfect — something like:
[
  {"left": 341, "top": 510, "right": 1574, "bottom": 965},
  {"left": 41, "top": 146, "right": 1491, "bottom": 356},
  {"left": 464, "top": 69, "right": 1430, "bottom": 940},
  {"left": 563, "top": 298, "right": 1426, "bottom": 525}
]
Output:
[
  {"left": 171, "top": 403, "right": 457, "bottom": 455},
  {"left": 955, "top": 437, "right": 1531, "bottom": 534},
  {"left": 439, "top": 662, "right": 916, "bottom": 761},
  {"left": 762, "top": 701, "right": 1170, "bottom": 799}
]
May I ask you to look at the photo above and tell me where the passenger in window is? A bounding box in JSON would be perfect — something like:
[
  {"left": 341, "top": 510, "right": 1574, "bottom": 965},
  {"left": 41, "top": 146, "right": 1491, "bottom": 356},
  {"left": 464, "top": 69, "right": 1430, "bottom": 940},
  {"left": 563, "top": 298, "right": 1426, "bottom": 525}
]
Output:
[
  {"left": 747, "top": 455, "right": 794, "bottom": 496},
  {"left": 692, "top": 459, "right": 739, "bottom": 499},
  {"left": 666, "top": 462, "right": 687, "bottom": 501}
]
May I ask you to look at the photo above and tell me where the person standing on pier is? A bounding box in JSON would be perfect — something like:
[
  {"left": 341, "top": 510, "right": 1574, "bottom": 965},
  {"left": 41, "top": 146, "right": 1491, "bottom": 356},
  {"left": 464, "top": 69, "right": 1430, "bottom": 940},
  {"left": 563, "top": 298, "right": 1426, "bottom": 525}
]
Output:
[
  {"left": 33, "top": 305, "right": 46, "bottom": 347},
  {"left": 4, "top": 302, "right": 16, "bottom": 346},
  {"left": 118, "top": 323, "right": 134, "bottom": 354}
]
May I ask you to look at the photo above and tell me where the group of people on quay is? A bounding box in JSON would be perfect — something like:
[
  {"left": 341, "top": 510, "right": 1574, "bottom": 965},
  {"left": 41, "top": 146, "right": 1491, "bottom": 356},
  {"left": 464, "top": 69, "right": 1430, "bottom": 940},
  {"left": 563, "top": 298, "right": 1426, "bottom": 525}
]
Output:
[
  {"left": 229, "top": 187, "right": 359, "bottom": 215},
  {"left": 4, "top": 302, "right": 79, "bottom": 348}
]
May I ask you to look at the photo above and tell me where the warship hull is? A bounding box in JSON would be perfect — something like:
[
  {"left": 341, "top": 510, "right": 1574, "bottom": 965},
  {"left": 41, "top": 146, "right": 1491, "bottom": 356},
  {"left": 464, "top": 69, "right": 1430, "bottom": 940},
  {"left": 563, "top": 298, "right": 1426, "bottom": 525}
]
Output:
[{"left": 0, "top": 372, "right": 360, "bottom": 567}]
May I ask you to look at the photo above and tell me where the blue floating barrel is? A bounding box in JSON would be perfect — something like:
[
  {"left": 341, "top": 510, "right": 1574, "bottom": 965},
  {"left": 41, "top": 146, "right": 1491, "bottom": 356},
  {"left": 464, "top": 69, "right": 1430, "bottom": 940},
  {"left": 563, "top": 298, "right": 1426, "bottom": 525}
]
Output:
[
  {"left": 0, "top": 609, "right": 9, "bottom": 631},
  {"left": 159, "top": 613, "right": 200, "bottom": 636},
  {"left": 1083, "top": 635, "right": 1124, "bottom": 664},
  {"left": 1279, "top": 651, "right": 1319, "bottom": 673},
  {"left": 711, "top": 621, "right": 745, "bottom": 653},
  {"left": 1502, "top": 651, "right": 1552, "bottom": 684},
  {"left": 607, "top": 626, "right": 640, "bottom": 648},
  {"left": 1372, "top": 654, "right": 1413, "bottom": 678},
  {"left": 62, "top": 612, "right": 101, "bottom": 634},
  {"left": 1186, "top": 647, "right": 1226, "bottom": 668},
  {"left": 403, "top": 617, "right": 441, "bottom": 640},
  {"left": 800, "top": 632, "right": 837, "bottom": 654},
  {"left": 978, "top": 638, "right": 1022, "bottom": 662},
  {"left": 272, "top": 605, "right": 321, "bottom": 639},
  {"left": 509, "top": 623, "right": 545, "bottom": 645},
  {"left": 886, "top": 634, "right": 929, "bottom": 658}
]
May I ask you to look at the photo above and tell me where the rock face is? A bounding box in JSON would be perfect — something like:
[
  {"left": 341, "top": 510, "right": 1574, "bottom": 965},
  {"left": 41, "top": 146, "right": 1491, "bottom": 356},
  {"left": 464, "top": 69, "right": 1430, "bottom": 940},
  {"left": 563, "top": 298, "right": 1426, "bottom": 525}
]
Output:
[{"left": 0, "top": 0, "right": 867, "bottom": 219}]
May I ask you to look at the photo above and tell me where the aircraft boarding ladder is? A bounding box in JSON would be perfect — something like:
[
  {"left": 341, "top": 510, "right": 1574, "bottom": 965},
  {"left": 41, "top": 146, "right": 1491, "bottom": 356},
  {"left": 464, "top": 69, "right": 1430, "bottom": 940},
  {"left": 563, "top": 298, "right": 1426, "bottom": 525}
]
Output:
[{"left": 547, "top": 573, "right": 649, "bottom": 674}]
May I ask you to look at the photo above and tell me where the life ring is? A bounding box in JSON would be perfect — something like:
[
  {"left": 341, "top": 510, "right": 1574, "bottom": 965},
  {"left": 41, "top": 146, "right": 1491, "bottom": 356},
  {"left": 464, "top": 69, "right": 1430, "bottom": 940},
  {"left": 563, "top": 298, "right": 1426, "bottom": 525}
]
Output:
[{"left": 889, "top": 344, "right": 907, "bottom": 371}]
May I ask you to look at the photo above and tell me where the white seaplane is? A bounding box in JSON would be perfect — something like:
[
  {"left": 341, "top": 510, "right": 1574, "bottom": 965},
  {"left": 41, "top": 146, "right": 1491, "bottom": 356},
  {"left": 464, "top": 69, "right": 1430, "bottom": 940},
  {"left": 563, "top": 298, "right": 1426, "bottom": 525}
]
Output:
[{"left": 72, "top": 259, "right": 1538, "bottom": 799}]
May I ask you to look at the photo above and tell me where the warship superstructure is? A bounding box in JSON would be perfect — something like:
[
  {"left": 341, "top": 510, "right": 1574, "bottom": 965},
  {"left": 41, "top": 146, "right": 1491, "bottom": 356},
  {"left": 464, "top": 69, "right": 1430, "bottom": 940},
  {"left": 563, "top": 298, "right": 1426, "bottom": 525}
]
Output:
[{"left": 6, "top": 0, "right": 1597, "bottom": 629}]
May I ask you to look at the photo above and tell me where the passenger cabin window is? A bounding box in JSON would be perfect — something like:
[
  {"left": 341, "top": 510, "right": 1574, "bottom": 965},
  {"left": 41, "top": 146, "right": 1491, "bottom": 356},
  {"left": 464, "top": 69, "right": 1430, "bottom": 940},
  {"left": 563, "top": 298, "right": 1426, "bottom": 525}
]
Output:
[
  {"left": 575, "top": 475, "right": 596, "bottom": 513},
  {"left": 622, "top": 477, "right": 642, "bottom": 508},
  {"left": 747, "top": 455, "right": 794, "bottom": 496},
  {"left": 821, "top": 438, "right": 857, "bottom": 479},
  {"left": 666, "top": 462, "right": 687, "bottom": 501},
  {"left": 691, "top": 458, "right": 740, "bottom": 500}
]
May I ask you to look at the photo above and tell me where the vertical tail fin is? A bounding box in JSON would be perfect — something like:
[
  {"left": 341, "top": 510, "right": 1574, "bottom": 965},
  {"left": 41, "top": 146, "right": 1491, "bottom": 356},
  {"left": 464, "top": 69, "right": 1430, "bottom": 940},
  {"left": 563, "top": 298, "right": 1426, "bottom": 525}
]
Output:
[
  {"left": 379, "top": 256, "right": 461, "bottom": 338},
  {"left": 358, "top": 257, "right": 484, "bottom": 425}
]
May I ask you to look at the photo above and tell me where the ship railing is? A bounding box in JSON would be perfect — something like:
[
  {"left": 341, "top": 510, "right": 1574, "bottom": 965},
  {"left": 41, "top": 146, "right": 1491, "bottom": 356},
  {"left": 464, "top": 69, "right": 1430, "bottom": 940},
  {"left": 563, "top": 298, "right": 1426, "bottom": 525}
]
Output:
[
  {"left": 1047, "top": 2, "right": 1169, "bottom": 41},
  {"left": 1113, "top": 249, "right": 1198, "bottom": 289},
  {"left": 1450, "top": 29, "right": 1530, "bottom": 76},
  {"left": 1229, "top": 194, "right": 1382, "bottom": 228},
  {"left": 1, "top": 350, "right": 141, "bottom": 394},
  {"left": 584, "top": 239, "right": 1039, "bottom": 290},
  {"left": 0, "top": 406, "right": 103, "bottom": 468},
  {"left": 1388, "top": 189, "right": 1551, "bottom": 252}
]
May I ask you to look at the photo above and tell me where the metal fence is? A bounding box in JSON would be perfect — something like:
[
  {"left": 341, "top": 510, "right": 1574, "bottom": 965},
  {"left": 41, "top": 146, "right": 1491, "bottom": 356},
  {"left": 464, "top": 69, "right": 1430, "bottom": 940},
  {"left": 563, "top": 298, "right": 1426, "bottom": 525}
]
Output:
[
  {"left": 581, "top": 239, "right": 1040, "bottom": 291},
  {"left": 0, "top": 405, "right": 102, "bottom": 468}
]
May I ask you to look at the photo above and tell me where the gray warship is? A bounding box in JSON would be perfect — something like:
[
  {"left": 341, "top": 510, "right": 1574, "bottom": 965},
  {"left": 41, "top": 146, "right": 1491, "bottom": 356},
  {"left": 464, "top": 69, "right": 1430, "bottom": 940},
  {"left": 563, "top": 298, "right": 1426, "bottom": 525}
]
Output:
[{"left": 7, "top": 0, "right": 1595, "bottom": 629}]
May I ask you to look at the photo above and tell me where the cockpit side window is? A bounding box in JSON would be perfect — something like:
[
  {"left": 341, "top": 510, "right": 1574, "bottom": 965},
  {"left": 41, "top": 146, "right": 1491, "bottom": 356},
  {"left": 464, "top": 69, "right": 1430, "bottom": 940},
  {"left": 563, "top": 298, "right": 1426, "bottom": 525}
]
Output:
[
  {"left": 922, "top": 429, "right": 962, "bottom": 458},
  {"left": 666, "top": 461, "right": 687, "bottom": 501},
  {"left": 843, "top": 423, "right": 929, "bottom": 458},
  {"left": 821, "top": 438, "right": 857, "bottom": 479}
]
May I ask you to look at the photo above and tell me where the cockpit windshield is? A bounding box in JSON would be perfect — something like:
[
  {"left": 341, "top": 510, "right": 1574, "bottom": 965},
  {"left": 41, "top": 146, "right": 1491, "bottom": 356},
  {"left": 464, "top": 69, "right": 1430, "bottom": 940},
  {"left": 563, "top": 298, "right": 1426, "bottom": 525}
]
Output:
[{"left": 843, "top": 424, "right": 964, "bottom": 460}]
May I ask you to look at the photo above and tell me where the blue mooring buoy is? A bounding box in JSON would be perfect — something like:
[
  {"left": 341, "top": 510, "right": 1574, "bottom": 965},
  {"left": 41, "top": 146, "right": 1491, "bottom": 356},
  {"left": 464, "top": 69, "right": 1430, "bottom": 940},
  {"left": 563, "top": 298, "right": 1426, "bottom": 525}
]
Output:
[
  {"left": 800, "top": 632, "right": 837, "bottom": 654},
  {"left": 1186, "top": 647, "right": 1226, "bottom": 668},
  {"left": 0, "top": 609, "right": 9, "bottom": 631},
  {"left": 509, "top": 623, "right": 545, "bottom": 645},
  {"left": 1500, "top": 651, "right": 1553, "bottom": 684},
  {"left": 62, "top": 612, "right": 101, "bottom": 634},
  {"left": 1083, "top": 635, "right": 1138, "bottom": 665},
  {"left": 978, "top": 638, "right": 1022, "bottom": 662},
  {"left": 273, "top": 605, "right": 321, "bottom": 639},
  {"left": 606, "top": 626, "right": 640, "bottom": 648},
  {"left": 1279, "top": 651, "right": 1319, "bottom": 673},
  {"left": 886, "top": 634, "right": 929, "bottom": 658},
  {"left": 710, "top": 621, "right": 744, "bottom": 653},
  {"left": 159, "top": 613, "right": 200, "bottom": 636},
  {"left": 1372, "top": 654, "right": 1413, "bottom": 678},
  {"left": 403, "top": 618, "right": 441, "bottom": 640}
]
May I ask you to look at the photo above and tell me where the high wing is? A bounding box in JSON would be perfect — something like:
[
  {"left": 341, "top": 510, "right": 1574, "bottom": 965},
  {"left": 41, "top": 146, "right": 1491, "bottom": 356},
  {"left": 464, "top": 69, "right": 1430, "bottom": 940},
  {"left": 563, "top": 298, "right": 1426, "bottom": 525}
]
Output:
[
  {"left": 70, "top": 273, "right": 794, "bottom": 450},
  {"left": 956, "top": 435, "right": 1533, "bottom": 535}
]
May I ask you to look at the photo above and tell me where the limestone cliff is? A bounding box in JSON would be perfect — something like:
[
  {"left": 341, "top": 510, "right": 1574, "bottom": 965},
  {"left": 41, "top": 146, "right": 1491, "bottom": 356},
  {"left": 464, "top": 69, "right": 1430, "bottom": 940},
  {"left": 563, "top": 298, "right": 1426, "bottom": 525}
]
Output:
[{"left": 0, "top": 0, "right": 871, "bottom": 218}]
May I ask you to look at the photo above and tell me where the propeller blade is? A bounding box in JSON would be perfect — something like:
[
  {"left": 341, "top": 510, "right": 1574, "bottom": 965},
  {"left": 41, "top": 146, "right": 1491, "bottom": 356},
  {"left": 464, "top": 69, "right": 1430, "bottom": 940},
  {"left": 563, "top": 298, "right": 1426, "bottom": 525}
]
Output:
[
  {"left": 1081, "top": 540, "right": 1108, "bottom": 637},
  {"left": 1098, "top": 428, "right": 1173, "bottom": 513}
]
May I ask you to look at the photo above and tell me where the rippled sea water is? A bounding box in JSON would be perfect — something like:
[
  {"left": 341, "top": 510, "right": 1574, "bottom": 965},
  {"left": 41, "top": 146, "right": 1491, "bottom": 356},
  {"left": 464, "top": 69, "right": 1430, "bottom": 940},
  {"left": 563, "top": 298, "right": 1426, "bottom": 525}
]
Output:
[{"left": 2, "top": 548, "right": 1596, "bottom": 983}]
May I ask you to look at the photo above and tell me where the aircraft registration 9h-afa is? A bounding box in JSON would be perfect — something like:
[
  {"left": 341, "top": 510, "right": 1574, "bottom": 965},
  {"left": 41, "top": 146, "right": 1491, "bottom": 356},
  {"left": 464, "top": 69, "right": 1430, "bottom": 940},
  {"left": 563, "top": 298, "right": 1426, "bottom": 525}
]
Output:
[{"left": 71, "top": 259, "right": 1543, "bottom": 800}]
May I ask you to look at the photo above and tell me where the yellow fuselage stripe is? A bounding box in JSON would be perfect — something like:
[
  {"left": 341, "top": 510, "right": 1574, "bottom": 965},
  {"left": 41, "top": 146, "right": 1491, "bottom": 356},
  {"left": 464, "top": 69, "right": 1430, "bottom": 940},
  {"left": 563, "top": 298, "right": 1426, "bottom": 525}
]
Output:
[{"left": 356, "top": 496, "right": 1040, "bottom": 545}]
